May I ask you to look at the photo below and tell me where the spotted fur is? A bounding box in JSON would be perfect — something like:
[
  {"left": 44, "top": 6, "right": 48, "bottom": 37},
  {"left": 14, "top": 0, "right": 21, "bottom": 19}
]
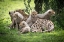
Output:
[{"left": 31, "top": 18, "right": 54, "bottom": 32}]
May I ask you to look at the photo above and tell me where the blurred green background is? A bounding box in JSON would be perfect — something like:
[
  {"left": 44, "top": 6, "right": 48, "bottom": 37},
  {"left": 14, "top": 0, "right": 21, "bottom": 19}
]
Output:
[{"left": 0, "top": 0, "right": 64, "bottom": 42}]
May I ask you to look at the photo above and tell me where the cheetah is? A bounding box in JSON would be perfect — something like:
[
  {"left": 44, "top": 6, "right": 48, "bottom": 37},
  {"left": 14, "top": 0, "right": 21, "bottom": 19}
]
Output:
[
  {"left": 26, "top": 10, "right": 38, "bottom": 27},
  {"left": 9, "top": 9, "right": 29, "bottom": 21},
  {"left": 37, "top": 9, "right": 55, "bottom": 20},
  {"left": 19, "top": 21, "right": 30, "bottom": 33},
  {"left": 15, "top": 9, "right": 29, "bottom": 21},
  {"left": 10, "top": 12, "right": 24, "bottom": 30},
  {"left": 31, "top": 18, "right": 54, "bottom": 33}
]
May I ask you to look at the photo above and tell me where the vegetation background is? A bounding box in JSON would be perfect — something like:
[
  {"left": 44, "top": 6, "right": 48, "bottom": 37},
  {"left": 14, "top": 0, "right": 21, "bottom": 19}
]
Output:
[{"left": 0, "top": 0, "right": 64, "bottom": 42}]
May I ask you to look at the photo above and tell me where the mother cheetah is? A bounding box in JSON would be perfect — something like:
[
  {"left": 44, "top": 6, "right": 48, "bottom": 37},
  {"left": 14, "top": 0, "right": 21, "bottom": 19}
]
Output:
[{"left": 31, "top": 18, "right": 54, "bottom": 33}]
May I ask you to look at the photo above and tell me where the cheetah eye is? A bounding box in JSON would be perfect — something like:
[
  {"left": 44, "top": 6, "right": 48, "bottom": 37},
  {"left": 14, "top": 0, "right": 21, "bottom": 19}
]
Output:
[
  {"left": 49, "top": 25, "right": 51, "bottom": 27},
  {"left": 22, "top": 10, "right": 24, "bottom": 11},
  {"left": 22, "top": 23, "right": 25, "bottom": 25},
  {"left": 33, "top": 14, "right": 34, "bottom": 15},
  {"left": 49, "top": 11, "right": 51, "bottom": 13}
]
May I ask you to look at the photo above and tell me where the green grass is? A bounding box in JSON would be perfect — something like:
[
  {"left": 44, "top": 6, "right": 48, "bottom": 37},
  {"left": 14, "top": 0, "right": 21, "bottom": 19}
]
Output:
[{"left": 0, "top": 0, "right": 64, "bottom": 42}]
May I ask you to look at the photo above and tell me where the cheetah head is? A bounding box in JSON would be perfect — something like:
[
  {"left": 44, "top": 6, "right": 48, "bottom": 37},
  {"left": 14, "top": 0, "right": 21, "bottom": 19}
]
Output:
[
  {"left": 19, "top": 21, "right": 26, "bottom": 29},
  {"left": 16, "top": 9, "right": 25, "bottom": 14},
  {"left": 31, "top": 10, "right": 38, "bottom": 17},
  {"left": 47, "top": 9, "right": 55, "bottom": 15}
]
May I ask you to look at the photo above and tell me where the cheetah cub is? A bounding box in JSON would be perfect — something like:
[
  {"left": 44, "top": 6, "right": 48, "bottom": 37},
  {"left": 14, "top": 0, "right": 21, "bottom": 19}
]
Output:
[
  {"left": 19, "top": 21, "right": 30, "bottom": 33},
  {"left": 26, "top": 10, "right": 38, "bottom": 27},
  {"left": 37, "top": 9, "right": 55, "bottom": 20}
]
